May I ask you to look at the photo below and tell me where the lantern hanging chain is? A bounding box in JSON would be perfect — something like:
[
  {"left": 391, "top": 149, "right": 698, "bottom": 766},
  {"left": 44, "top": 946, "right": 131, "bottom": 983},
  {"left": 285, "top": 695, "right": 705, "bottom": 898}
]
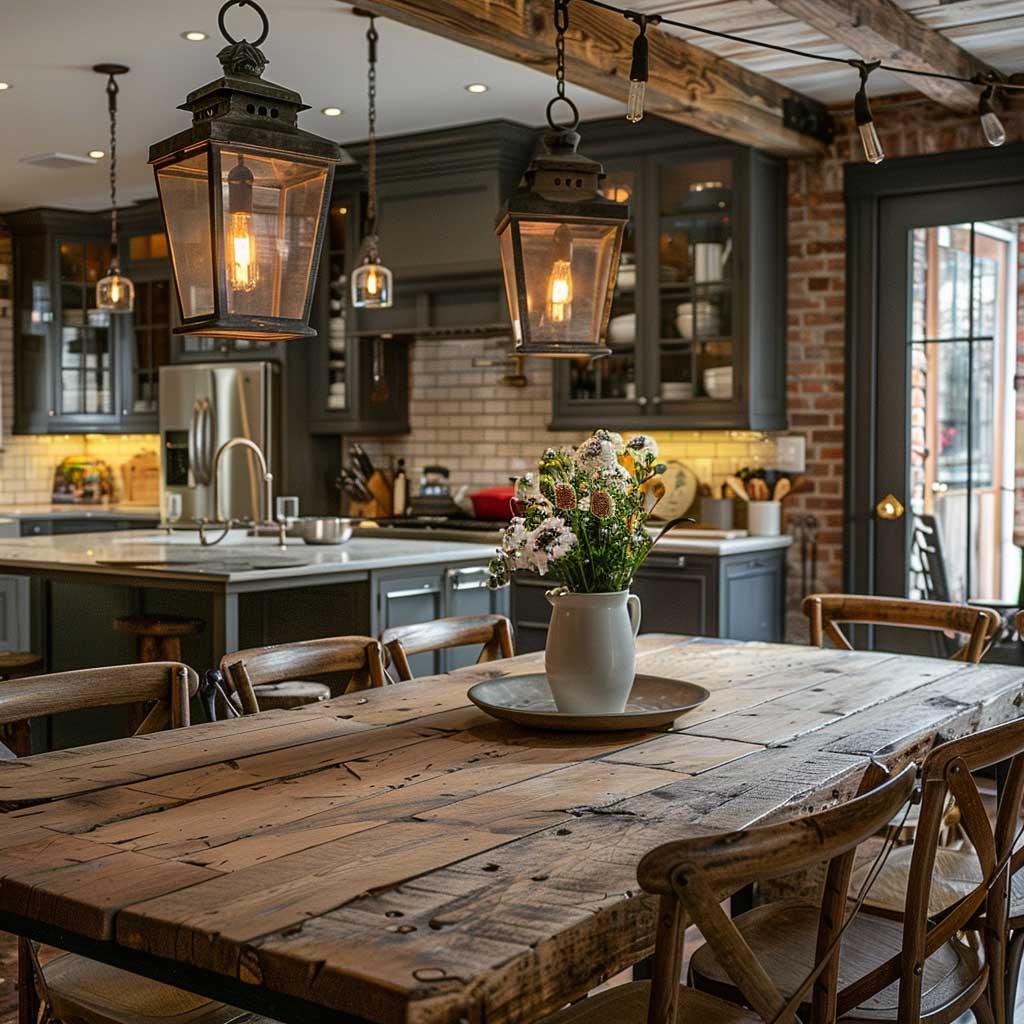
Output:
[
  {"left": 106, "top": 73, "right": 120, "bottom": 270},
  {"left": 568, "top": 0, "right": 1023, "bottom": 93},
  {"left": 366, "top": 15, "right": 379, "bottom": 232},
  {"left": 547, "top": 0, "right": 580, "bottom": 129}
]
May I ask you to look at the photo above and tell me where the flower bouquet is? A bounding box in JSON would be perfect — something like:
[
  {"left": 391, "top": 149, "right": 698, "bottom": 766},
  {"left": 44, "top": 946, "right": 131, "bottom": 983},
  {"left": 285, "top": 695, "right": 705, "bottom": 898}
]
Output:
[{"left": 488, "top": 430, "right": 689, "bottom": 714}]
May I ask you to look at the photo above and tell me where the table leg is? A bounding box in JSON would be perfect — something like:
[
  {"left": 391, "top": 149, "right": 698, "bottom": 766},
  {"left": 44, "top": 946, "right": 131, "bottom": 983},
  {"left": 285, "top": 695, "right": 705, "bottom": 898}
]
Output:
[{"left": 17, "top": 939, "right": 40, "bottom": 1024}]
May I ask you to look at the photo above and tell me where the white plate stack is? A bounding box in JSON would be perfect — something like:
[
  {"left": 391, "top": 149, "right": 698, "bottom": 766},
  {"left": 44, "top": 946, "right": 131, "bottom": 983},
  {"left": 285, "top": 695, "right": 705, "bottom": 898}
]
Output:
[{"left": 703, "top": 366, "right": 733, "bottom": 399}]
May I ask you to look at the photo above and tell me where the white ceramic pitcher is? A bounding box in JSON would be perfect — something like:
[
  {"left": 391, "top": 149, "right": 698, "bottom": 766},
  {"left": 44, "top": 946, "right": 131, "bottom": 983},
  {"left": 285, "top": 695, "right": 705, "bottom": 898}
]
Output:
[{"left": 544, "top": 588, "right": 642, "bottom": 715}]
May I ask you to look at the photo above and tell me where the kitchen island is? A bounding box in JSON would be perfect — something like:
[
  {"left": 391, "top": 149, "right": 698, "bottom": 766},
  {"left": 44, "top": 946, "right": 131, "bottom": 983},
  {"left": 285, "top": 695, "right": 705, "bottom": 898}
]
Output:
[{"left": 0, "top": 531, "right": 504, "bottom": 688}]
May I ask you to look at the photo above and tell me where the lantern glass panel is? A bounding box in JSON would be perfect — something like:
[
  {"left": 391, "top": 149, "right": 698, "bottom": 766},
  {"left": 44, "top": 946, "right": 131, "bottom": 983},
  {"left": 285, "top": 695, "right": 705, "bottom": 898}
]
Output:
[
  {"left": 518, "top": 219, "right": 619, "bottom": 348},
  {"left": 498, "top": 224, "right": 522, "bottom": 344},
  {"left": 156, "top": 151, "right": 215, "bottom": 318},
  {"left": 219, "top": 148, "right": 329, "bottom": 320}
]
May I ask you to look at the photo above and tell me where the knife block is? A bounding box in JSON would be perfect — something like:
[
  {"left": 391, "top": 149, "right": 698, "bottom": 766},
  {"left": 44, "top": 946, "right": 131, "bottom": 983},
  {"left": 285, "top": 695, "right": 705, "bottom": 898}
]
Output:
[{"left": 348, "top": 471, "right": 393, "bottom": 519}]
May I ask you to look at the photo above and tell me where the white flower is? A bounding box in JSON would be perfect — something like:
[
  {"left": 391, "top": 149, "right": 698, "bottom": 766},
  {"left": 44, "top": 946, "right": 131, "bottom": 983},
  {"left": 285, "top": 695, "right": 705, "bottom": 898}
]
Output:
[
  {"left": 575, "top": 435, "right": 618, "bottom": 472},
  {"left": 626, "top": 434, "right": 659, "bottom": 460},
  {"left": 593, "top": 429, "right": 626, "bottom": 454},
  {"left": 514, "top": 473, "right": 537, "bottom": 501},
  {"left": 578, "top": 495, "right": 591, "bottom": 513},
  {"left": 527, "top": 516, "right": 578, "bottom": 576},
  {"left": 600, "top": 462, "right": 633, "bottom": 486}
]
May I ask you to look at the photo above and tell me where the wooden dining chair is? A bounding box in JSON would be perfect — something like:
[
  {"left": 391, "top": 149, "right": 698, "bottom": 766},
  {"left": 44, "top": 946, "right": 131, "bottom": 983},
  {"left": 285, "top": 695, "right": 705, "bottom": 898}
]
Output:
[
  {"left": 0, "top": 663, "right": 273, "bottom": 1024},
  {"left": 381, "top": 614, "right": 514, "bottom": 682},
  {"left": 690, "top": 716, "right": 1024, "bottom": 1024},
  {"left": 539, "top": 762, "right": 917, "bottom": 1024},
  {"left": 220, "top": 635, "right": 387, "bottom": 712},
  {"left": 802, "top": 594, "right": 1002, "bottom": 664}
]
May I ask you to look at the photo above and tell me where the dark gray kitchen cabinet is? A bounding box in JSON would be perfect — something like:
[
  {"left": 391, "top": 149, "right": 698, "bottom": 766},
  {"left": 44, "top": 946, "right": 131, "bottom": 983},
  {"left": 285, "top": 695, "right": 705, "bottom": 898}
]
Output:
[
  {"left": 551, "top": 118, "right": 787, "bottom": 432},
  {"left": 511, "top": 546, "right": 786, "bottom": 653},
  {"left": 371, "top": 560, "right": 510, "bottom": 677}
]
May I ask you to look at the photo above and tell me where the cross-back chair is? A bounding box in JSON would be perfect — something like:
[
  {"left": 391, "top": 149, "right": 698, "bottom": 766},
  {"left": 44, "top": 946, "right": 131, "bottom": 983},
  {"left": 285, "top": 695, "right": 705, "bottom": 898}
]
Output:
[
  {"left": 0, "top": 663, "right": 275, "bottom": 1024},
  {"left": 220, "top": 635, "right": 387, "bottom": 712},
  {"left": 691, "top": 716, "right": 1024, "bottom": 1024},
  {"left": 540, "top": 763, "right": 917, "bottom": 1024},
  {"left": 381, "top": 614, "right": 514, "bottom": 682},
  {"left": 803, "top": 594, "right": 1001, "bottom": 664}
]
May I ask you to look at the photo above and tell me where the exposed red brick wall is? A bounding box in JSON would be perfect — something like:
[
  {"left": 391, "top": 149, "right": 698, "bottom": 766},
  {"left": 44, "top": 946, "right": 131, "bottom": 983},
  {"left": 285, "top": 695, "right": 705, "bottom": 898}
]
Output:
[{"left": 784, "top": 95, "right": 1024, "bottom": 638}]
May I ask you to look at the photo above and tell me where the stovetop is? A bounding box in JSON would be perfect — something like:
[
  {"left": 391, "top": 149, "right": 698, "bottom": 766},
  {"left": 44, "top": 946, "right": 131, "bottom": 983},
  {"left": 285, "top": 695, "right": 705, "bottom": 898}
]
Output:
[{"left": 373, "top": 516, "right": 507, "bottom": 533}]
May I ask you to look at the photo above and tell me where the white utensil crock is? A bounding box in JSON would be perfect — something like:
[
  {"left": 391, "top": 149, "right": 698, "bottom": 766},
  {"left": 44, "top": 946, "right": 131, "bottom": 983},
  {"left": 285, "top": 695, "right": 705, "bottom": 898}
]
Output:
[
  {"left": 544, "top": 589, "right": 641, "bottom": 714},
  {"left": 747, "top": 500, "right": 781, "bottom": 536}
]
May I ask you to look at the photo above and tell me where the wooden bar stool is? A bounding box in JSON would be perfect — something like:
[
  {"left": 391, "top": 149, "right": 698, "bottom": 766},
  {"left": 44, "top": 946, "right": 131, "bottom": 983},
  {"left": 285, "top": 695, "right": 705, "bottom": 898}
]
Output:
[
  {"left": 114, "top": 614, "right": 204, "bottom": 663},
  {"left": 0, "top": 650, "right": 43, "bottom": 757}
]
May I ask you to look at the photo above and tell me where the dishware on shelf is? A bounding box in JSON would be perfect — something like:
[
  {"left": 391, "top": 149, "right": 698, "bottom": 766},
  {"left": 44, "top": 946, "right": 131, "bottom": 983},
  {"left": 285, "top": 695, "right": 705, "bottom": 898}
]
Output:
[
  {"left": 467, "top": 673, "right": 710, "bottom": 732},
  {"left": 661, "top": 382, "right": 695, "bottom": 400},
  {"left": 674, "top": 301, "right": 720, "bottom": 340},
  {"left": 694, "top": 242, "right": 725, "bottom": 283},
  {"left": 747, "top": 500, "right": 781, "bottom": 537},
  {"left": 703, "top": 366, "right": 733, "bottom": 399},
  {"left": 616, "top": 264, "right": 636, "bottom": 291},
  {"left": 608, "top": 313, "right": 636, "bottom": 345}
]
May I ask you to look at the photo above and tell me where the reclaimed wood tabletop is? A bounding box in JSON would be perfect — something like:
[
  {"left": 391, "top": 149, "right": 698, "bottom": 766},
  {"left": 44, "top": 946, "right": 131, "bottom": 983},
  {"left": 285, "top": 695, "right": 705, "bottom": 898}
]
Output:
[{"left": 1, "top": 635, "right": 1023, "bottom": 1024}]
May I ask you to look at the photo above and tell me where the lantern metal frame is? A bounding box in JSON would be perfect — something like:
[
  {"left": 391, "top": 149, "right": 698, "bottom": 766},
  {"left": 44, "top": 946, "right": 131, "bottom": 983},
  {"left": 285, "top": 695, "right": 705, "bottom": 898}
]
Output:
[
  {"left": 148, "top": 0, "right": 342, "bottom": 341},
  {"left": 494, "top": 0, "right": 629, "bottom": 359}
]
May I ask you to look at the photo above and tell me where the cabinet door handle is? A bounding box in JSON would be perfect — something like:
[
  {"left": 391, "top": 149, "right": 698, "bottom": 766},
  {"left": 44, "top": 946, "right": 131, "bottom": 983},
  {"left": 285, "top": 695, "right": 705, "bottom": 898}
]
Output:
[
  {"left": 386, "top": 583, "right": 438, "bottom": 600},
  {"left": 677, "top": 555, "right": 687, "bottom": 569},
  {"left": 651, "top": 395, "right": 662, "bottom": 407},
  {"left": 636, "top": 396, "right": 649, "bottom": 408}
]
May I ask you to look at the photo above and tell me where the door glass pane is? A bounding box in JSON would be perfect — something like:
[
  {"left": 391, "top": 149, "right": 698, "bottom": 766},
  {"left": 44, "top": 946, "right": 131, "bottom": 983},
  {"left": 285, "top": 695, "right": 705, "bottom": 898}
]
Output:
[
  {"left": 658, "top": 157, "right": 733, "bottom": 404},
  {"left": 907, "top": 219, "right": 1021, "bottom": 605},
  {"left": 325, "top": 200, "right": 349, "bottom": 413},
  {"left": 567, "top": 168, "right": 636, "bottom": 404}
]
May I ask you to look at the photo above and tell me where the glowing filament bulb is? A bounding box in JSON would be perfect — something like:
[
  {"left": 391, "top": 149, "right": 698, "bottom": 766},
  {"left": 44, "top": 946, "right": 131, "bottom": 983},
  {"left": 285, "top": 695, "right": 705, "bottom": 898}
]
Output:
[
  {"left": 547, "top": 224, "right": 574, "bottom": 324},
  {"left": 228, "top": 211, "right": 260, "bottom": 293},
  {"left": 365, "top": 265, "right": 381, "bottom": 296},
  {"left": 109, "top": 280, "right": 122, "bottom": 304}
]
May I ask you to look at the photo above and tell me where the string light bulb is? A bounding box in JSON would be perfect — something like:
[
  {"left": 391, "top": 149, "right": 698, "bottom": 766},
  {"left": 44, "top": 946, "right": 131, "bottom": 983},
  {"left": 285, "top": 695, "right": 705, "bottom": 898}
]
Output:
[
  {"left": 853, "top": 60, "right": 884, "bottom": 165},
  {"left": 626, "top": 14, "right": 655, "bottom": 123},
  {"left": 978, "top": 84, "right": 1006, "bottom": 147}
]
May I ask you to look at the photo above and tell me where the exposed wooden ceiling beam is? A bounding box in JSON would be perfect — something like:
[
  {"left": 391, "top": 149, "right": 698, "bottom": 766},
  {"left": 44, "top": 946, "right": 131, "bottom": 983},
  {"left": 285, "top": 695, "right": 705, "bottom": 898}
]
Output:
[
  {"left": 342, "top": 0, "right": 827, "bottom": 156},
  {"left": 768, "top": 0, "right": 995, "bottom": 112}
]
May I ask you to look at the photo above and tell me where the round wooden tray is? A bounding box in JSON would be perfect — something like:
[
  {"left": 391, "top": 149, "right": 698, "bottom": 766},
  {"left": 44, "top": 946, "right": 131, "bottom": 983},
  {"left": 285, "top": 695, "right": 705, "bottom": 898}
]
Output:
[{"left": 467, "top": 673, "right": 710, "bottom": 732}]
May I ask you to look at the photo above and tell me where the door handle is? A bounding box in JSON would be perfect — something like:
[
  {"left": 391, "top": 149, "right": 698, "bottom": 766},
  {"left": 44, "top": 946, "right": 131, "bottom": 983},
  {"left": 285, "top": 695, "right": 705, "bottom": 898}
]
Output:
[{"left": 875, "top": 494, "right": 905, "bottom": 521}]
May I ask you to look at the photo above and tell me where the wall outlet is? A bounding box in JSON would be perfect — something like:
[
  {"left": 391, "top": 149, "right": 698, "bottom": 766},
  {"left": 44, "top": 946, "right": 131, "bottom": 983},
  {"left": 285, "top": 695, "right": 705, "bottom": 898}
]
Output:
[{"left": 774, "top": 435, "right": 806, "bottom": 474}]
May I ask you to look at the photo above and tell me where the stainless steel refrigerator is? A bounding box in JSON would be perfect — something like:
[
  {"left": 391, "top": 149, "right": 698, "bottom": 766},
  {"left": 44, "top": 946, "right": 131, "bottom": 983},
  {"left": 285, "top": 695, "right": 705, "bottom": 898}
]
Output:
[{"left": 159, "top": 362, "right": 281, "bottom": 523}]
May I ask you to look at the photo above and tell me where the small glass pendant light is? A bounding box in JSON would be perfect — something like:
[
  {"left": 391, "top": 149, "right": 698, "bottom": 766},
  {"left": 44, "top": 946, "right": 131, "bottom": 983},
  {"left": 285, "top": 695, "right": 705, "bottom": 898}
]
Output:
[
  {"left": 94, "top": 64, "right": 134, "bottom": 313},
  {"left": 351, "top": 13, "right": 393, "bottom": 309},
  {"left": 852, "top": 60, "right": 884, "bottom": 165}
]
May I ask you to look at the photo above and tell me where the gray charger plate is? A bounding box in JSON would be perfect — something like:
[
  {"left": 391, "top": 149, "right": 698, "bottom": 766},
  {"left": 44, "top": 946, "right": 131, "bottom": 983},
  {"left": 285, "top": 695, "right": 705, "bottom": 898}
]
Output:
[{"left": 467, "top": 673, "right": 710, "bottom": 732}]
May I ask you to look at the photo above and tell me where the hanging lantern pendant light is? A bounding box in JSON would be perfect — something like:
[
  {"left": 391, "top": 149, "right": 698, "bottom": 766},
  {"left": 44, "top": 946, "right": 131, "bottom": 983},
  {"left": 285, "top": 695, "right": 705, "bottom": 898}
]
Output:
[
  {"left": 148, "top": 0, "right": 342, "bottom": 342},
  {"left": 495, "top": 0, "right": 629, "bottom": 358},
  {"left": 95, "top": 64, "right": 135, "bottom": 313},
  {"left": 352, "top": 13, "right": 393, "bottom": 309}
]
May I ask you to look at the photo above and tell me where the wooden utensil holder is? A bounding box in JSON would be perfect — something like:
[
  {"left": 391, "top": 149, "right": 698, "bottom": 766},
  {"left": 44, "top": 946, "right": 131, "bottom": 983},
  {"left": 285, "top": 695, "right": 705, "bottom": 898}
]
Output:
[{"left": 348, "top": 471, "right": 393, "bottom": 519}]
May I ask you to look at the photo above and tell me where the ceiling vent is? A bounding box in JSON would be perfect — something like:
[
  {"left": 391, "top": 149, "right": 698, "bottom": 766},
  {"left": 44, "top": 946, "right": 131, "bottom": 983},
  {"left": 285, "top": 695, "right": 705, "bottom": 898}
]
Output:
[{"left": 19, "top": 153, "right": 97, "bottom": 170}]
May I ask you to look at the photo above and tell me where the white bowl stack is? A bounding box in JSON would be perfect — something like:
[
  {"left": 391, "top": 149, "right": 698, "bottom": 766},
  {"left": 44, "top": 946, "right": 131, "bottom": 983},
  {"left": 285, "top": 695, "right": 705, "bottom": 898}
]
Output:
[{"left": 703, "top": 366, "right": 733, "bottom": 399}]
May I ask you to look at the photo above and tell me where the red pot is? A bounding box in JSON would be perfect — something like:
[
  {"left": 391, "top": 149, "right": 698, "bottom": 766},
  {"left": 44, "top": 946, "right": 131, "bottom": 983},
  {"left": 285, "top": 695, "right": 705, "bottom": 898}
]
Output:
[{"left": 469, "top": 486, "right": 515, "bottom": 521}]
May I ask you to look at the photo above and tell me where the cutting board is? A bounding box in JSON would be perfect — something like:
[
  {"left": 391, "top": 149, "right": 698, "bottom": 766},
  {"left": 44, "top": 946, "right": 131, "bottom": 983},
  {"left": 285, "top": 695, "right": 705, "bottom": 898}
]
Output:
[{"left": 121, "top": 450, "right": 159, "bottom": 506}]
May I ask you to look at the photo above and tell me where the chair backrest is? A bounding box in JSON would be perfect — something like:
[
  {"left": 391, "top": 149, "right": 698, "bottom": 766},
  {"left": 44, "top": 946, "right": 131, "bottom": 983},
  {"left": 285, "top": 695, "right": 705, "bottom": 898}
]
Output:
[
  {"left": 802, "top": 594, "right": 1000, "bottom": 663},
  {"left": 836, "top": 716, "right": 1024, "bottom": 1024},
  {"left": 0, "top": 662, "right": 198, "bottom": 756},
  {"left": 220, "top": 636, "right": 387, "bottom": 712},
  {"left": 637, "top": 763, "right": 917, "bottom": 1024},
  {"left": 381, "top": 614, "right": 514, "bottom": 682}
]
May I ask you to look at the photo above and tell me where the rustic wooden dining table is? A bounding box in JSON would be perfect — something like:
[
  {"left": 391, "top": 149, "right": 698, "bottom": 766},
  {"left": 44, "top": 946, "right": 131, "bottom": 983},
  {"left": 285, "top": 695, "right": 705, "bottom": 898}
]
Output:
[{"left": 1, "top": 634, "right": 1023, "bottom": 1024}]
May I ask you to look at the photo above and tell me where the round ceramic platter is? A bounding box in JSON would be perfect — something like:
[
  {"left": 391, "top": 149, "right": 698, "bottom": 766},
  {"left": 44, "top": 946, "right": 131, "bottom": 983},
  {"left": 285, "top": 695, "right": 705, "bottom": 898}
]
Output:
[{"left": 467, "top": 673, "right": 710, "bottom": 732}]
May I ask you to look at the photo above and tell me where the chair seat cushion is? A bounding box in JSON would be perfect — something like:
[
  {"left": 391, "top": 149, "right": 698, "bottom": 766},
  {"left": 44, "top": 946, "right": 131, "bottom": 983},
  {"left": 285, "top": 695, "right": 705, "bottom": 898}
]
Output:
[
  {"left": 43, "top": 953, "right": 262, "bottom": 1024},
  {"left": 689, "top": 900, "right": 984, "bottom": 1022},
  {"left": 539, "top": 980, "right": 761, "bottom": 1024}
]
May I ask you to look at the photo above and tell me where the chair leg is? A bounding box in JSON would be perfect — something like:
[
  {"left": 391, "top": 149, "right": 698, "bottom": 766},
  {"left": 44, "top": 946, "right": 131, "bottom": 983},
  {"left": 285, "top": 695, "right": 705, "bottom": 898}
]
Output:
[
  {"left": 1007, "top": 930, "right": 1024, "bottom": 1024},
  {"left": 17, "top": 939, "right": 40, "bottom": 1024},
  {"left": 975, "top": 992, "right": 997, "bottom": 1024}
]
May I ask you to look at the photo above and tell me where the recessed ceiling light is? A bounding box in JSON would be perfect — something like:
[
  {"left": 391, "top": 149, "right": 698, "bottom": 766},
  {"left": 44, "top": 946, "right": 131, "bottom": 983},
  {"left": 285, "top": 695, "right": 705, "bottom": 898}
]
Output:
[
  {"left": 181, "top": 30, "right": 207, "bottom": 41},
  {"left": 89, "top": 149, "right": 105, "bottom": 160},
  {"left": 466, "top": 83, "right": 489, "bottom": 94},
  {"left": 0, "top": 82, "right": 11, "bottom": 91},
  {"left": 321, "top": 106, "right": 343, "bottom": 117}
]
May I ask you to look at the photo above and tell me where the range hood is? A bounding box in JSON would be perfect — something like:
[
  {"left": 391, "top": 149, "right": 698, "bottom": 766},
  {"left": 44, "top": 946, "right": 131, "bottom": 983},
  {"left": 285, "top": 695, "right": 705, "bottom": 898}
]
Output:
[{"left": 343, "top": 120, "right": 535, "bottom": 341}]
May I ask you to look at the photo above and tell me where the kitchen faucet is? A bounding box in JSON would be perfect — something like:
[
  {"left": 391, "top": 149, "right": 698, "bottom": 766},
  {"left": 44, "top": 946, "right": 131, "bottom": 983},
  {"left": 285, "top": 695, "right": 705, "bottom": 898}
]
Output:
[{"left": 199, "top": 437, "right": 287, "bottom": 547}]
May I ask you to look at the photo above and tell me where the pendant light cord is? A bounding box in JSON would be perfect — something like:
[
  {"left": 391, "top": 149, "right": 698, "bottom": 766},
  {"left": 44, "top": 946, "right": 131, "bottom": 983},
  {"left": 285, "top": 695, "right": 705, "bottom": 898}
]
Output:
[
  {"left": 106, "top": 73, "right": 120, "bottom": 270},
  {"left": 365, "top": 15, "right": 379, "bottom": 232}
]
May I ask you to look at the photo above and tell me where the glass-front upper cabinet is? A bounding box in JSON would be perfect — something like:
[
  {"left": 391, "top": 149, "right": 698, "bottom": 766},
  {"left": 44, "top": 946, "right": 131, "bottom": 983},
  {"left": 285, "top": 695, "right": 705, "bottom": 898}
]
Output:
[
  {"left": 55, "top": 238, "right": 117, "bottom": 425},
  {"left": 324, "top": 200, "right": 350, "bottom": 415},
  {"left": 552, "top": 128, "right": 786, "bottom": 432}
]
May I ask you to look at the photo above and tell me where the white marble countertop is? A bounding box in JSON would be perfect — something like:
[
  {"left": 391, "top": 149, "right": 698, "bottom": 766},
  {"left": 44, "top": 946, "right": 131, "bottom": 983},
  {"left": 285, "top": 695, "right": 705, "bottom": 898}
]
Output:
[
  {"left": 0, "top": 530, "right": 497, "bottom": 585},
  {"left": 650, "top": 534, "right": 793, "bottom": 556},
  {"left": 0, "top": 505, "right": 161, "bottom": 520}
]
